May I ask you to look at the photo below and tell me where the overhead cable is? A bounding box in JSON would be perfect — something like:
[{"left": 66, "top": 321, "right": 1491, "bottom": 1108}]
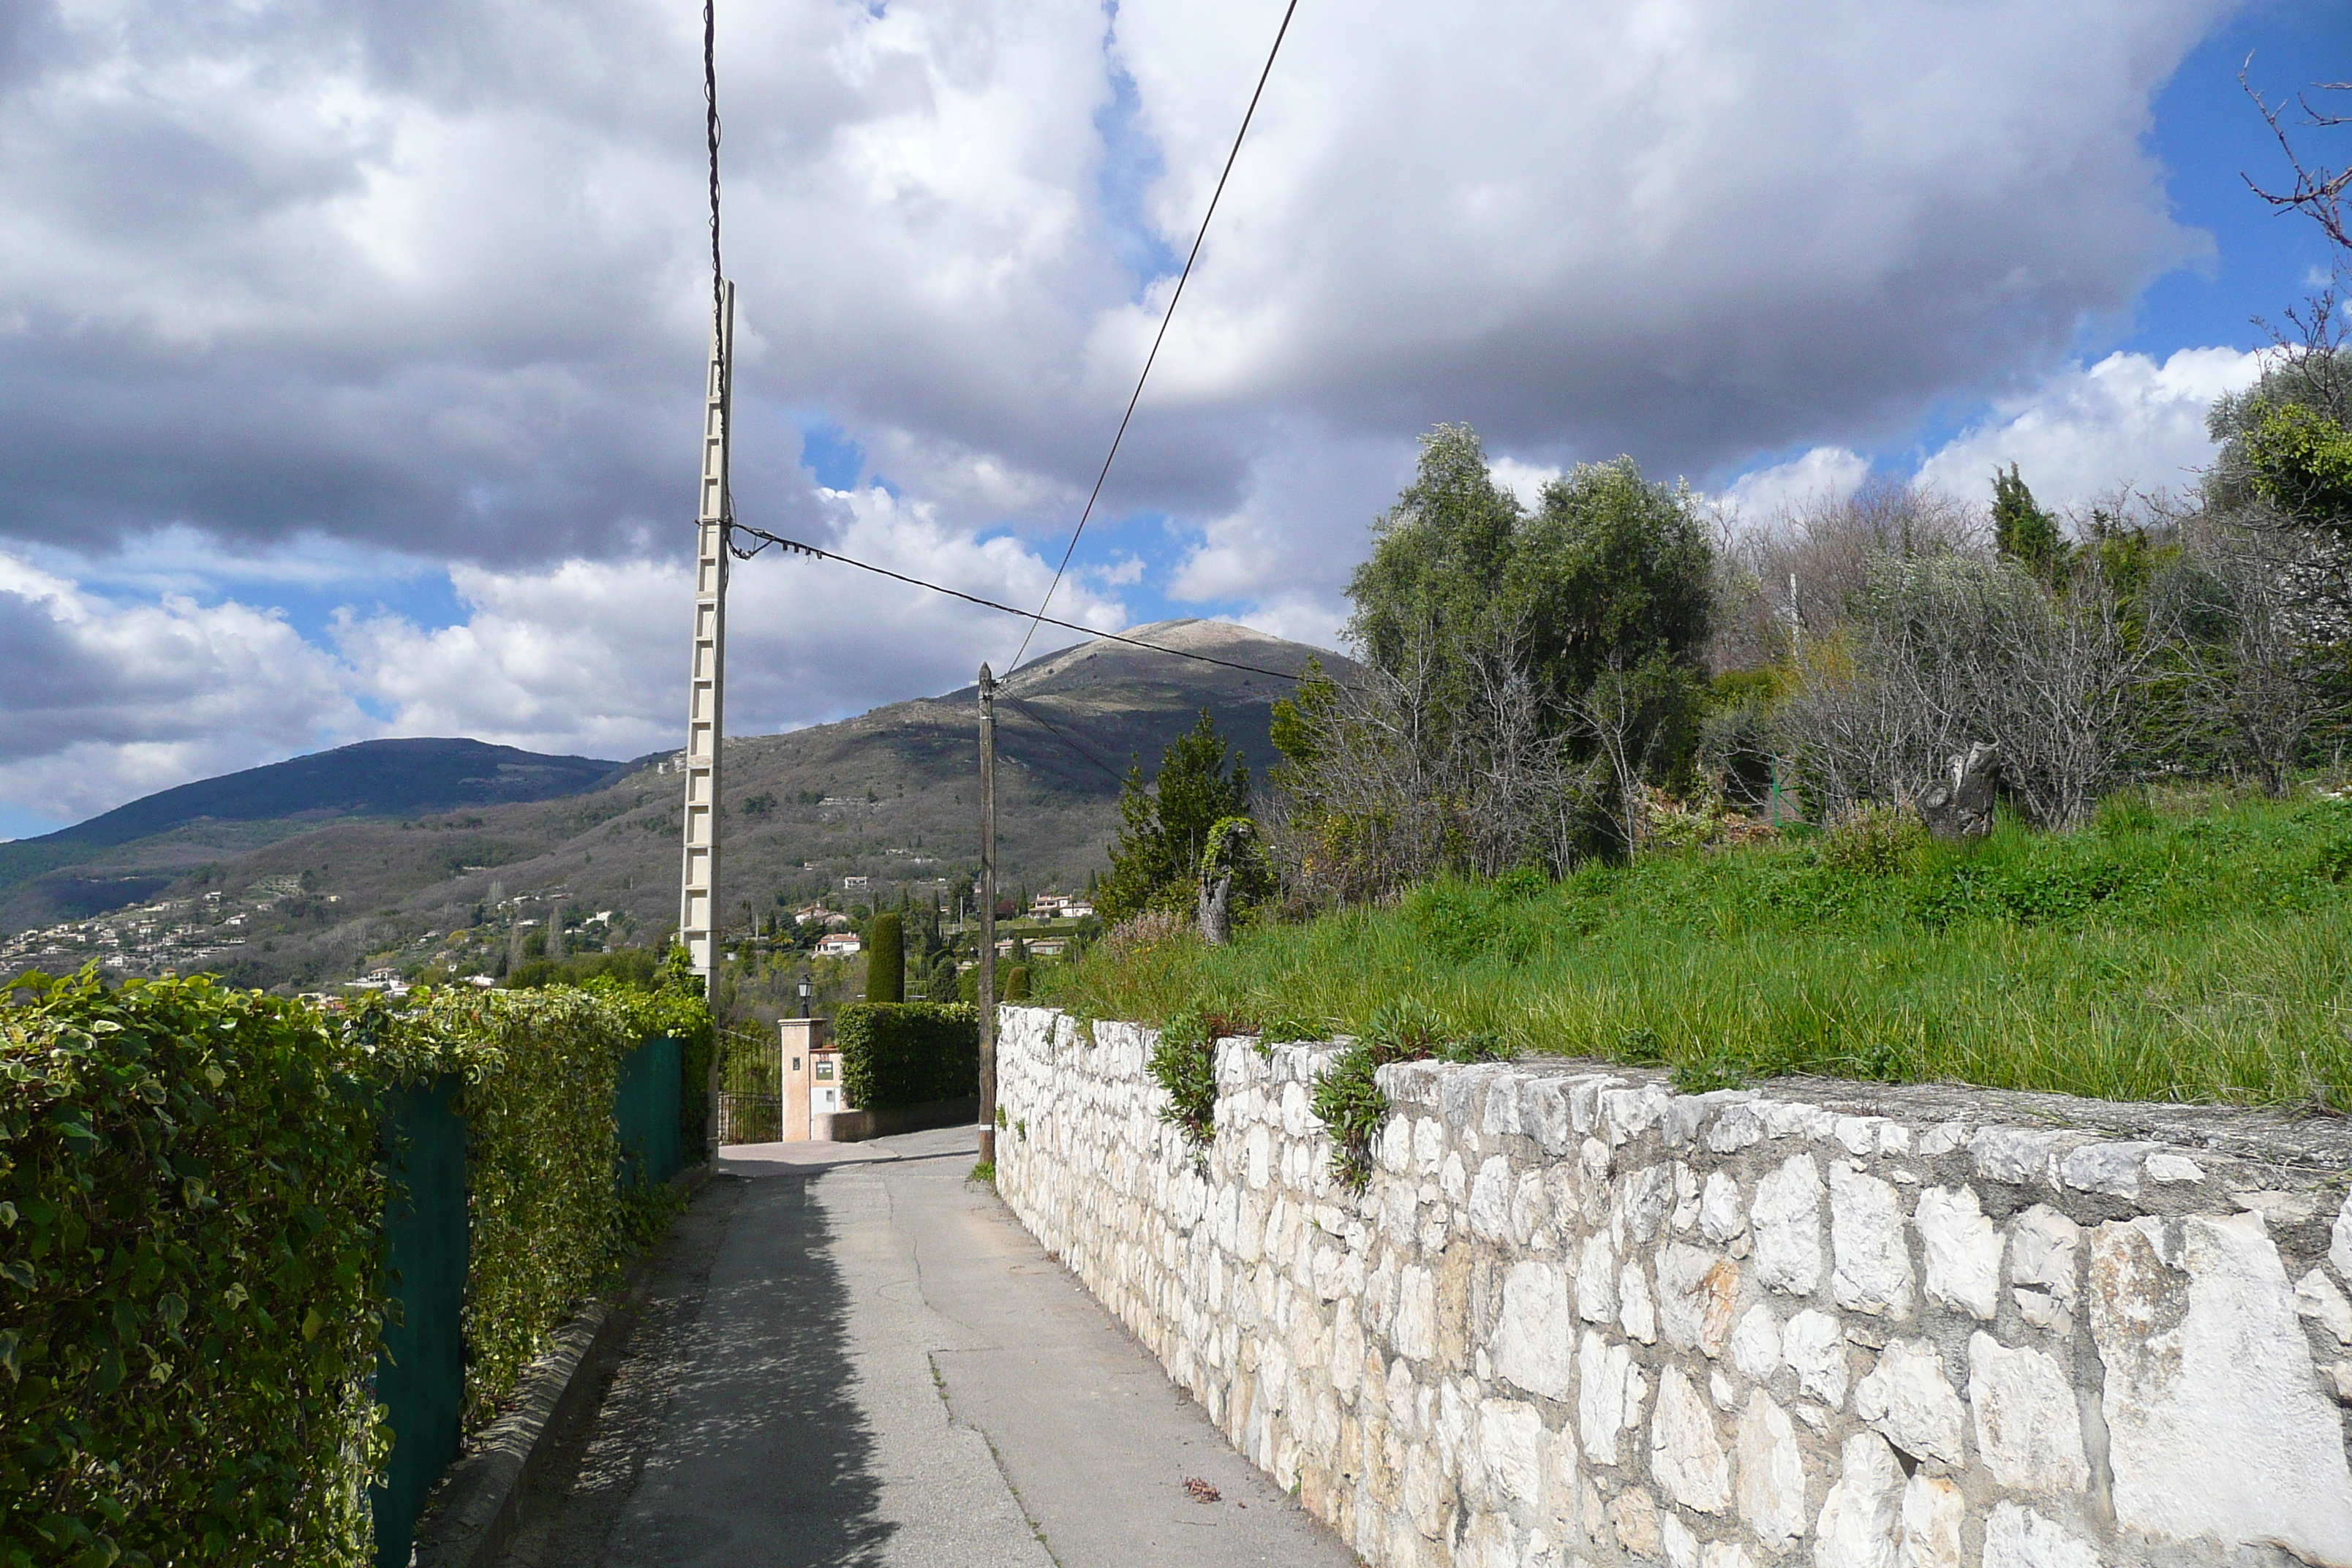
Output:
[
  {"left": 1000, "top": 693, "right": 1132, "bottom": 788},
  {"left": 1005, "top": 0, "right": 1304, "bottom": 673},
  {"left": 704, "top": 1, "right": 726, "bottom": 362},
  {"left": 723, "top": 520, "right": 1325, "bottom": 685}
]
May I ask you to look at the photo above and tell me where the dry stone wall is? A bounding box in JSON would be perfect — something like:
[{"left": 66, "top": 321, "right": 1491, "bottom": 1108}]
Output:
[{"left": 992, "top": 1006, "right": 2352, "bottom": 1568}]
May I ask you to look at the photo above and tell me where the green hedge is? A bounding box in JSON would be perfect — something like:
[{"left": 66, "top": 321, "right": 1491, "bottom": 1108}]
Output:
[
  {"left": 834, "top": 1003, "right": 978, "bottom": 1110},
  {"left": 0, "top": 968, "right": 711, "bottom": 1568},
  {"left": 1, "top": 970, "right": 387, "bottom": 1567}
]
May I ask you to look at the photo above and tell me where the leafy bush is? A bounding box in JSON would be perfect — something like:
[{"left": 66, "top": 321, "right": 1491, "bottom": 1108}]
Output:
[
  {"left": 0, "top": 969, "right": 711, "bottom": 1568},
  {"left": 1147, "top": 1010, "right": 1218, "bottom": 1147},
  {"left": 1, "top": 970, "right": 387, "bottom": 1567},
  {"left": 1820, "top": 802, "right": 1925, "bottom": 875},
  {"left": 391, "top": 989, "right": 643, "bottom": 1428},
  {"left": 834, "top": 1003, "right": 977, "bottom": 1110}
]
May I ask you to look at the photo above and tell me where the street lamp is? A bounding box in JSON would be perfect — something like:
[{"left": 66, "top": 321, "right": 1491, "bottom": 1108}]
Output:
[{"left": 797, "top": 977, "right": 812, "bottom": 1018}]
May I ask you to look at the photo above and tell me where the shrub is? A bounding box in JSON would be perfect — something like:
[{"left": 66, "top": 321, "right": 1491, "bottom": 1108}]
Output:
[
  {"left": 389, "top": 989, "right": 641, "bottom": 1428},
  {"left": 1147, "top": 1010, "right": 1218, "bottom": 1147},
  {"left": 865, "top": 913, "right": 903, "bottom": 1004},
  {"left": 1, "top": 970, "right": 387, "bottom": 1567},
  {"left": 0, "top": 970, "right": 707, "bottom": 1568},
  {"left": 1820, "top": 802, "right": 1926, "bottom": 875},
  {"left": 834, "top": 1003, "right": 978, "bottom": 1110},
  {"left": 1000, "top": 965, "right": 1031, "bottom": 1002}
]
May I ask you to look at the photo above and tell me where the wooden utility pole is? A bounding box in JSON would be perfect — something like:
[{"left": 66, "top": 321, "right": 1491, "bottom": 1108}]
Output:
[
  {"left": 680, "top": 279, "right": 734, "bottom": 1162},
  {"left": 976, "top": 662, "right": 998, "bottom": 1166}
]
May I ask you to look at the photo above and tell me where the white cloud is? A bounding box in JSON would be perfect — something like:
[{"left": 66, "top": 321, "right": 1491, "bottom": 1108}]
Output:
[
  {"left": 1915, "top": 346, "right": 2264, "bottom": 508},
  {"left": 0, "top": 554, "right": 366, "bottom": 824},
  {"left": 1720, "top": 447, "right": 1873, "bottom": 521},
  {"left": 0, "top": 0, "right": 2240, "bottom": 559},
  {"left": 1489, "top": 458, "right": 1564, "bottom": 513},
  {"left": 338, "top": 483, "right": 1131, "bottom": 758},
  {"left": 0, "top": 0, "right": 2271, "bottom": 826}
]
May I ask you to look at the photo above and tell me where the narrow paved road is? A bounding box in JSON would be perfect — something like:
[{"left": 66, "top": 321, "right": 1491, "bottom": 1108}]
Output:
[{"left": 497, "top": 1126, "right": 1358, "bottom": 1568}]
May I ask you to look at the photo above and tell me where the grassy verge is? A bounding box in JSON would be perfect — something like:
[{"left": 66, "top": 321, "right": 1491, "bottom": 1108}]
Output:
[{"left": 1042, "top": 786, "right": 2352, "bottom": 1109}]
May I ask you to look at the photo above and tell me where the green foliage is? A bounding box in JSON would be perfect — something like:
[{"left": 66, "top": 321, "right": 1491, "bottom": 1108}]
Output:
[
  {"left": 1052, "top": 788, "right": 2352, "bottom": 1111},
  {"left": 834, "top": 1003, "right": 978, "bottom": 1110},
  {"left": 1991, "top": 463, "right": 2066, "bottom": 578},
  {"left": 1098, "top": 710, "right": 1251, "bottom": 923},
  {"left": 1699, "top": 671, "right": 1784, "bottom": 807},
  {"left": 1147, "top": 1009, "right": 1221, "bottom": 1147},
  {"left": 866, "top": 913, "right": 905, "bottom": 1004},
  {"left": 1820, "top": 803, "right": 1926, "bottom": 876},
  {"left": 1346, "top": 426, "right": 1713, "bottom": 726},
  {"left": 1, "top": 970, "right": 386, "bottom": 1567},
  {"left": 0, "top": 969, "right": 702, "bottom": 1568},
  {"left": 1269, "top": 657, "right": 1338, "bottom": 779},
  {"left": 1671, "top": 1049, "right": 1749, "bottom": 1094},
  {"left": 2244, "top": 400, "right": 2352, "bottom": 529},
  {"left": 1305, "top": 1044, "right": 1387, "bottom": 1192},
  {"left": 1311, "top": 1000, "right": 1504, "bottom": 1192},
  {"left": 386, "top": 988, "right": 646, "bottom": 1431},
  {"left": 1000, "top": 965, "right": 1031, "bottom": 1002}
]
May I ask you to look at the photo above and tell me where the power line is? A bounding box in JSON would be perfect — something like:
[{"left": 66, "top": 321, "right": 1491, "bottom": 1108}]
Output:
[
  {"left": 724, "top": 519, "right": 1326, "bottom": 685},
  {"left": 1000, "top": 692, "right": 1131, "bottom": 787},
  {"left": 703, "top": 1, "right": 725, "bottom": 376},
  {"left": 1006, "top": 0, "right": 1303, "bottom": 673}
]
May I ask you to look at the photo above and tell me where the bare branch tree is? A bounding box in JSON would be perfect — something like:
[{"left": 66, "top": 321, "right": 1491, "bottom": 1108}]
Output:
[{"left": 2244, "top": 67, "right": 2351, "bottom": 256}]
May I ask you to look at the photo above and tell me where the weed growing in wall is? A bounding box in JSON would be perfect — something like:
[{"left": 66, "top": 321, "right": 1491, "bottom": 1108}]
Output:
[
  {"left": 1311, "top": 999, "right": 1504, "bottom": 1191},
  {"left": 1148, "top": 1009, "right": 1220, "bottom": 1145}
]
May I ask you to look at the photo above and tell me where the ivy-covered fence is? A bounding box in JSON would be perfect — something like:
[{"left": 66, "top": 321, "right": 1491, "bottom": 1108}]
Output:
[{"left": 0, "top": 968, "right": 709, "bottom": 1568}]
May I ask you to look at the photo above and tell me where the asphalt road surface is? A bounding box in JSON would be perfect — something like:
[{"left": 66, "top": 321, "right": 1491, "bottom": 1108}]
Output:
[{"left": 494, "top": 1125, "right": 1359, "bottom": 1568}]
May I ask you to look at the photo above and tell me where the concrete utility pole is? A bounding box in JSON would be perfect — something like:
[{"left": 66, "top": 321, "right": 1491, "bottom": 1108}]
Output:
[
  {"left": 976, "top": 663, "right": 998, "bottom": 1166},
  {"left": 680, "top": 279, "right": 734, "bottom": 1161}
]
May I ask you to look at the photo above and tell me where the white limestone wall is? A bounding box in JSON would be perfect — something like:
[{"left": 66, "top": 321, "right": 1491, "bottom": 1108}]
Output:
[{"left": 992, "top": 1006, "right": 2352, "bottom": 1568}]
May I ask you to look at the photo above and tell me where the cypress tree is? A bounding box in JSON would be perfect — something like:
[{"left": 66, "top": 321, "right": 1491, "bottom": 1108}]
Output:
[
  {"left": 866, "top": 911, "right": 904, "bottom": 1003},
  {"left": 1002, "top": 965, "right": 1031, "bottom": 1001},
  {"left": 1991, "top": 463, "right": 2065, "bottom": 578}
]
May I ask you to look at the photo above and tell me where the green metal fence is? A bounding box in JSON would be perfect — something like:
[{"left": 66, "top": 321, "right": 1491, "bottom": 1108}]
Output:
[
  {"left": 617, "top": 1035, "right": 685, "bottom": 1188},
  {"left": 372, "top": 1074, "right": 468, "bottom": 1568},
  {"left": 371, "top": 1036, "right": 686, "bottom": 1565}
]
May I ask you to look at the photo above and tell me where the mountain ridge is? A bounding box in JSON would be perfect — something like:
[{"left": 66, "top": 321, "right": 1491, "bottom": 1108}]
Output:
[{"left": 3, "top": 620, "right": 1349, "bottom": 984}]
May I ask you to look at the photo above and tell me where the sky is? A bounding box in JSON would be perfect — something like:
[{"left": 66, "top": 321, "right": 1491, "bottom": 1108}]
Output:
[{"left": 0, "top": 0, "right": 2346, "bottom": 839}]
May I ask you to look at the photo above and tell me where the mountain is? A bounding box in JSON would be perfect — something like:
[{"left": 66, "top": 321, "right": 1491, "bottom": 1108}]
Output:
[
  {"left": 3, "top": 621, "right": 1347, "bottom": 987},
  {"left": 0, "top": 738, "right": 628, "bottom": 926}
]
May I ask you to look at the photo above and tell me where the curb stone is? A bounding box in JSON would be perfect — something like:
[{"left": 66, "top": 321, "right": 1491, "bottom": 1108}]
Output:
[{"left": 406, "top": 1162, "right": 709, "bottom": 1568}]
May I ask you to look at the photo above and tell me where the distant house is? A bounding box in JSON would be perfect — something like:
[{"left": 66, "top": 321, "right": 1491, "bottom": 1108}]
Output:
[
  {"left": 814, "top": 932, "right": 863, "bottom": 958},
  {"left": 843, "top": 875, "right": 871, "bottom": 891},
  {"left": 1030, "top": 894, "right": 1093, "bottom": 919},
  {"left": 1028, "top": 938, "right": 1068, "bottom": 958}
]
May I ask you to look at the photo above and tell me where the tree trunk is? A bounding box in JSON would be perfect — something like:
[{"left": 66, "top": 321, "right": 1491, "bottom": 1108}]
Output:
[{"left": 1918, "top": 741, "right": 1999, "bottom": 843}]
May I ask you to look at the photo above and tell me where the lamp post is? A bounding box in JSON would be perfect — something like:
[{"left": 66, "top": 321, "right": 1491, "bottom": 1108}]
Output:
[{"left": 797, "top": 976, "right": 812, "bottom": 1019}]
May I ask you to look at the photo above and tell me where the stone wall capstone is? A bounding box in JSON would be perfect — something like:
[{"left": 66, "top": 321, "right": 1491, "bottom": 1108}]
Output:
[{"left": 992, "top": 1006, "right": 2352, "bottom": 1568}]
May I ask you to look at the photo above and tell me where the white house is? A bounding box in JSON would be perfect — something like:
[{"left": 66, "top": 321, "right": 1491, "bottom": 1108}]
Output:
[{"left": 814, "top": 932, "right": 863, "bottom": 958}]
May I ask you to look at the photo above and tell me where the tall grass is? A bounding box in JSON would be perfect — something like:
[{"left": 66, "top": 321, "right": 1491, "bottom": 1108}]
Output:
[{"left": 1044, "top": 788, "right": 2352, "bottom": 1108}]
